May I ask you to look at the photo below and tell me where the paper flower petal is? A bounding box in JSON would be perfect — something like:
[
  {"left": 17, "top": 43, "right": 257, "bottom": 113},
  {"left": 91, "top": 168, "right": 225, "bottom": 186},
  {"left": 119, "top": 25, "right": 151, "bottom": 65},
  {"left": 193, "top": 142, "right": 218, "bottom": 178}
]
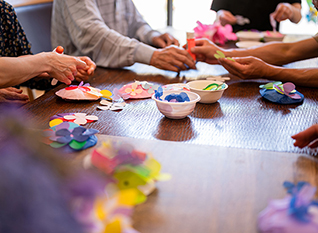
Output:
[
  {"left": 56, "top": 135, "right": 73, "bottom": 144},
  {"left": 82, "top": 129, "right": 99, "bottom": 136},
  {"left": 56, "top": 128, "right": 71, "bottom": 137},
  {"left": 97, "top": 106, "right": 111, "bottom": 111},
  {"left": 100, "top": 99, "right": 112, "bottom": 106},
  {"left": 69, "top": 140, "right": 87, "bottom": 150},
  {"left": 86, "top": 115, "right": 99, "bottom": 121},
  {"left": 49, "top": 119, "right": 64, "bottom": 127},
  {"left": 64, "top": 115, "right": 77, "bottom": 121},
  {"left": 74, "top": 117, "right": 87, "bottom": 125}
]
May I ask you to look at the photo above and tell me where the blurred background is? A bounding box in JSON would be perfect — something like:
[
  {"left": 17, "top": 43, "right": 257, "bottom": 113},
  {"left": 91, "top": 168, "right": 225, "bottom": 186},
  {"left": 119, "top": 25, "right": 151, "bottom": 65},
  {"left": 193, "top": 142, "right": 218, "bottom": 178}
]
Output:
[{"left": 132, "top": 0, "right": 317, "bottom": 35}]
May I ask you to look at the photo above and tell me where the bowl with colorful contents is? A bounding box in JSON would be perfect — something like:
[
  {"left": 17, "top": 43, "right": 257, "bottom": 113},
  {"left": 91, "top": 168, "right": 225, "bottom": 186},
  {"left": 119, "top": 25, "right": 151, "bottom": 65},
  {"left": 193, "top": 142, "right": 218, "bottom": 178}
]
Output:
[
  {"left": 152, "top": 88, "right": 200, "bottom": 119},
  {"left": 187, "top": 80, "right": 228, "bottom": 104}
]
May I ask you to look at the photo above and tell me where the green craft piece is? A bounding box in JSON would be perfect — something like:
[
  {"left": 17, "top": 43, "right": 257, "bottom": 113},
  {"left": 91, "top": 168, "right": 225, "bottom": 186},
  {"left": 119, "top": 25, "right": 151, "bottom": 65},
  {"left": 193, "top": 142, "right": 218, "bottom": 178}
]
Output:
[
  {"left": 214, "top": 50, "right": 226, "bottom": 60},
  {"left": 69, "top": 140, "right": 87, "bottom": 150},
  {"left": 259, "top": 81, "right": 282, "bottom": 89},
  {"left": 226, "top": 57, "right": 236, "bottom": 62},
  {"left": 216, "top": 50, "right": 225, "bottom": 58},
  {"left": 50, "top": 141, "right": 67, "bottom": 148},
  {"left": 203, "top": 83, "right": 219, "bottom": 90},
  {"left": 216, "top": 83, "right": 226, "bottom": 90}
]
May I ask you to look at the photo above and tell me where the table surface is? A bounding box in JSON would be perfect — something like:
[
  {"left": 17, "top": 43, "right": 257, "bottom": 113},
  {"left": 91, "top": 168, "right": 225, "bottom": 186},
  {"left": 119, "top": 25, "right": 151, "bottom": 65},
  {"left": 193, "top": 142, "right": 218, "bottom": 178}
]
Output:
[
  {"left": 23, "top": 60, "right": 318, "bottom": 155},
  {"left": 76, "top": 134, "right": 318, "bottom": 233},
  {"left": 21, "top": 35, "right": 318, "bottom": 232}
]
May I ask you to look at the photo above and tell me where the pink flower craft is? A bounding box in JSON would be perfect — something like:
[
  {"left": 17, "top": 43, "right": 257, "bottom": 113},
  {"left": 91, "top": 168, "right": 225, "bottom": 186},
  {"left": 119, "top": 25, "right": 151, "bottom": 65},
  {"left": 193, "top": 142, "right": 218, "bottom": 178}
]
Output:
[
  {"left": 55, "top": 81, "right": 103, "bottom": 100},
  {"left": 118, "top": 81, "right": 160, "bottom": 99},
  {"left": 194, "top": 21, "right": 237, "bottom": 45}
]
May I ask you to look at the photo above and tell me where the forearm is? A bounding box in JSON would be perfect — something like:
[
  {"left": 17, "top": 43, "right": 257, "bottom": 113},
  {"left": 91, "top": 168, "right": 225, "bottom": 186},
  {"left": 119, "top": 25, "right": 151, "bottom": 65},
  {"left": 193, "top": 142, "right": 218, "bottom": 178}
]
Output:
[
  {"left": 290, "top": 3, "right": 302, "bottom": 23},
  {"left": 265, "top": 65, "right": 318, "bottom": 88},
  {"left": 0, "top": 54, "right": 50, "bottom": 88},
  {"left": 225, "top": 38, "right": 318, "bottom": 65}
]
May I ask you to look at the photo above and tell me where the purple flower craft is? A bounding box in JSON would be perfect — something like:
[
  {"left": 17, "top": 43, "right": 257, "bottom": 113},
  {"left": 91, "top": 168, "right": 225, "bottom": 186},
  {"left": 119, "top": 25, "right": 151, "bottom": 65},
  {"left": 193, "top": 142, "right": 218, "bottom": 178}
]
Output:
[
  {"left": 258, "top": 181, "right": 318, "bottom": 233},
  {"left": 154, "top": 86, "right": 163, "bottom": 100},
  {"left": 259, "top": 81, "right": 304, "bottom": 104},
  {"left": 47, "top": 122, "right": 99, "bottom": 152},
  {"left": 164, "top": 92, "right": 190, "bottom": 102}
]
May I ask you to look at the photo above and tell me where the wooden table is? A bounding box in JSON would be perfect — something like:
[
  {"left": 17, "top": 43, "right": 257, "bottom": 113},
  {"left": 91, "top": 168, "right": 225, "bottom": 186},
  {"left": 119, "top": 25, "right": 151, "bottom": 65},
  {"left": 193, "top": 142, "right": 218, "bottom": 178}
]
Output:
[
  {"left": 21, "top": 38, "right": 318, "bottom": 232},
  {"left": 77, "top": 134, "right": 318, "bottom": 233},
  {"left": 22, "top": 60, "right": 318, "bottom": 155}
]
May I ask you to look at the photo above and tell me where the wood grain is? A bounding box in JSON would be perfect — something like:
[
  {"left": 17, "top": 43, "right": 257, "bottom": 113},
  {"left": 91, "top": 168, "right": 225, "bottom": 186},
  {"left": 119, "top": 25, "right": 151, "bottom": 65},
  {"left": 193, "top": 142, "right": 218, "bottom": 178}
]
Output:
[
  {"left": 76, "top": 134, "right": 318, "bottom": 233},
  {"left": 22, "top": 61, "right": 318, "bottom": 155}
]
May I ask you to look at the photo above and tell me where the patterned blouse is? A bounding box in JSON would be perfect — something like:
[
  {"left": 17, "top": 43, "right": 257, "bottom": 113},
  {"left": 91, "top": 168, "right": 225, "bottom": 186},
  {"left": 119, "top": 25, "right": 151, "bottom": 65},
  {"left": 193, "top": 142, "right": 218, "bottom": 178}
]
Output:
[
  {"left": 0, "top": 0, "right": 32, "bottom": 56},
  {"left": 0, "top": 1, "right": 54, "bottom": 90}
]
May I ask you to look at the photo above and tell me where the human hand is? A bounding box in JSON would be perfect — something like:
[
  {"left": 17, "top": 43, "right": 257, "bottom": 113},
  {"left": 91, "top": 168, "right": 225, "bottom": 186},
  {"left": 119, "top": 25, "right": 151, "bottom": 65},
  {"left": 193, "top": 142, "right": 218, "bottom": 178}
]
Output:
[
  {"left": 191, "top": 38, "right": 223, "bottom": 64},
  {"left": 217, "top": 56, "right": 271, "bottom": 79},
  {"left": 152, "top": 33, "right": 180, "bottom": 48},
  {"left": 74, "top": 56, "right": 96, "bottom": 82},
  {"left": 292, "top": 125, "right": 318, "bottom": 148},
  {"left": 0, "top": 87, "right": 29, "bottom": 106},
  {"left": 270, "top": 3, "right": 294, "bottom": 22},
  {"left": 150, "top": 45, "right": 196, "bottom": 72},
  {"left": 217, "top": 10, "right": 237, "bottom": 26},
  {"left": 46, "top": 52, "right": 88, "bottom": 85}
]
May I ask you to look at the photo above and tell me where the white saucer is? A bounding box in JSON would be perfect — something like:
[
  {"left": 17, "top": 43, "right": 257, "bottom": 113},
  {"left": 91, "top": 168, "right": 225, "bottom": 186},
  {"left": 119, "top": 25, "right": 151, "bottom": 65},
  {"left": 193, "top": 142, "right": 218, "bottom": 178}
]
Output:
[
  {"left": 236, "top": 31, "right": 263, "bottom": 41},
  {"left": 236, "top": 41, "right": 263, "bottom": 48}
]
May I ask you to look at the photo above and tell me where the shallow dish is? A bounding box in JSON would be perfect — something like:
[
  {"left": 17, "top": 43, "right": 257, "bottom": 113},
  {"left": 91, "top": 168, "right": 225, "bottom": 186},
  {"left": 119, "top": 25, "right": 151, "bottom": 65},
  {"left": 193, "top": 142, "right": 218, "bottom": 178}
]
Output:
[
  {"left": 236, "top": 41, "right": 263, "bottom": 48},
  {"left": 152, "top": 90, "right": 200, "bottom": 119},
  {"left": 187, "top": 80, "right": 228, "bottom": 104},
  {"left": 236, "top": 31, "right": 263, "bottom": 42}
]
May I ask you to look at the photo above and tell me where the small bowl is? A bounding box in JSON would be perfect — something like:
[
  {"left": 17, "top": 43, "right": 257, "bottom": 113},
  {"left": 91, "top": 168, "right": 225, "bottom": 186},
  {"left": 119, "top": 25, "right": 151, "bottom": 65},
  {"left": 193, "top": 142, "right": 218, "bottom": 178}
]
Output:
[
  {"left": 152, "top": 90, "right": 200, "bottom": 119},
  {"left": 262, "top": 31, "right": 285, "bottom": 42},
  {"left": 187, "top": 80, "right": 228, "bottom": 104}
]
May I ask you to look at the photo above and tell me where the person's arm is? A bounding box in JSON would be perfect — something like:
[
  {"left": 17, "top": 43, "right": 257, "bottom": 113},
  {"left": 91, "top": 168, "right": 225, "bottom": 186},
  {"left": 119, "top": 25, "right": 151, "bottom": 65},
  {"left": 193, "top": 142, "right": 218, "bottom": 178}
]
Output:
[
  {"left": 0, "top": 53, "right": 87, "bottom": 88},
  {"left": 192, "top": 37, "right": 318, "bottom": 66},
  {"left": 53, "top": 0, "right": 156, "bottom": 68},
  {"left": 218, "top": 56, "right": 318, "bottom": 87},
  {"left": 270, "top": 3, "right": 302, "bottom": 24}
]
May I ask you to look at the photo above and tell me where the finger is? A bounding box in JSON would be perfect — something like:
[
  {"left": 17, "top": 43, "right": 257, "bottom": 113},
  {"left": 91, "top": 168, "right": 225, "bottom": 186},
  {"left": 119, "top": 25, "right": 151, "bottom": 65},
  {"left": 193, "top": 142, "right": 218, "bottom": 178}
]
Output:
[
  {"left": 309, "top": 139, "right": 318, "bottom": 148},
  {"left": 6, "top": 87, "right": 23, "bottom": 93},
  {"left": 74, "top": 58, "right": 88, "bottom": 70},
  {"left": 172, "top": 38, "right": 180, "bottom": 47},
  {"left": 194, "top": 38, "right": 210, "bottom": 46},
  {"left": 164, "top": 34, "right": 173, "bottom": 46},
  {"left": 292, "top": 125, "right": 318, "bottom": 148},
  {"left": 5, "top": 92, "right": 29, "bottom": 101},
  {"left": 173, "top": 49, "right": 196, "bottom": 69}
]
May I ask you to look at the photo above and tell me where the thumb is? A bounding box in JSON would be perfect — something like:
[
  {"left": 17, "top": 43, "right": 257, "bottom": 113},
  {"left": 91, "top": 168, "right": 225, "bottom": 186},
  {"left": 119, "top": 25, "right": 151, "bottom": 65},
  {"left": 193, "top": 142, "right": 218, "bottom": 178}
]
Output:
[{"left": 75, "top": 59, "right": 88, "bottom": 69}]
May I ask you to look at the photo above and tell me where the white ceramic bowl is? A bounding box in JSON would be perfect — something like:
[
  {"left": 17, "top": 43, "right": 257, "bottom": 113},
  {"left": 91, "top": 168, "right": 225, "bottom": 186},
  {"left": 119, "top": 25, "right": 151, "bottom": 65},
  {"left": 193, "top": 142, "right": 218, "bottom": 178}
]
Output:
[
  {"left": 236, "top": 31, "right": 263, "bottom": 42},
  {"left": 152, "top": 90, "right": 200, "bottom": 119},
  {"left": 187, "top": 80, "right": 228, "bottom": 104}
]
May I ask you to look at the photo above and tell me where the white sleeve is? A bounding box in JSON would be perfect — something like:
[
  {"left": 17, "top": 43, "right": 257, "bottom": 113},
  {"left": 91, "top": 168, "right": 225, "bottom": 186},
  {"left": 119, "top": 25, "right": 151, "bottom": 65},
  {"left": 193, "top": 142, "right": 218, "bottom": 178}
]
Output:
[{"left": 56, "top": 0, "right": 155, "bottom": 68}]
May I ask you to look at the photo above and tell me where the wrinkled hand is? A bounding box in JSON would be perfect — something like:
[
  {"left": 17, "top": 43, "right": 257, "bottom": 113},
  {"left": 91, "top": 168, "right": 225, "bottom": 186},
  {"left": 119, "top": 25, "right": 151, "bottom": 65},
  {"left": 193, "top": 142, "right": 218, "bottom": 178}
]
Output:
[
  {"left": 152, "top": 33, "right": 180, "bottom": 48},
  {"left": 47, "top": 52, "right": 88, "bottom": 85},
  {"left": 217, "top": 10, "right": 237, "bottom": 26},
  {"left": 150, "top": 45, "right": 196, "bottom": 72},
  {"left": 74, "top": 56, "right": 97, "bottom": 82},
  {"left": 0, "top": 87, "right": 29, "bottom": 106},
  {"left": 191, "top": 38, "right": 223, "bottom": 64},
  {"left": 218, "top": 56, "right": 270, "bottom": 79},
  {"left": 270, "top": 3, "right": 293, "bottom": 22},
  {"left": 292, "top": 124, "right": 318, "bottom": 148}
]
